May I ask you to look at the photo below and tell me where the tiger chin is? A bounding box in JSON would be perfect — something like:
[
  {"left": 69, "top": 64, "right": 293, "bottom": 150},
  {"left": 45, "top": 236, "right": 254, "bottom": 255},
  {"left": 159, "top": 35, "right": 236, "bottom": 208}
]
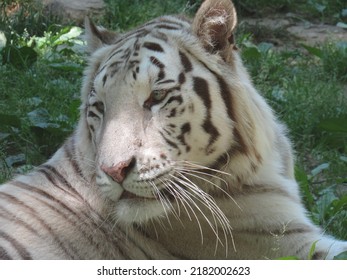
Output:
[{"left": 1, "top": 0, "right": 346, "bottom": 260}]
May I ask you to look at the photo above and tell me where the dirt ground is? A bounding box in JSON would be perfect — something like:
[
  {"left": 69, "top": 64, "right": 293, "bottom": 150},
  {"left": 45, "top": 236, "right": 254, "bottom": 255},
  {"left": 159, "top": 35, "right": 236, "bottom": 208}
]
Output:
[{"left": 42, "top": 0, "right": 347, "bottom": 47}]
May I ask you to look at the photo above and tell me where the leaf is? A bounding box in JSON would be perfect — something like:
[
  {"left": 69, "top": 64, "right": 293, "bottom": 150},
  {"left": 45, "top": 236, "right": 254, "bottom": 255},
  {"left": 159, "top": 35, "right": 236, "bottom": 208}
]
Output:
[
  {"left": 327, "top": 195, "right": 347, "bottom": 217},
  {"left": 258, "top": 42, "right": 273, "bottom": 53},
  {"left": 0, "top": 113, "right": 21, "bottom": 128},
  {"left": 5, "top": 154, "right": 26, "bottom": 167},
  {"left": 336, "top": 22, "right": 347, "bottom": 29},
  {"left": 1, "top": 45, "right": 38, "bottom": 68},
  {"left": 295, "top": 165, "right": 315, "bottom": 210},
  {"left": 0, "top": 132, "right": 10, "bottom": 140},
  {"left": 311, "top": 163, "right": 330, "bottom": 177},
  {"left": 27, "top": 108, "right": 58, "bottom": 129},
  {"left": 333, "top": 251, "right": 347, "bottom": 260},
  {"left": 242, "top": 45, "right": 262, "bottom": 60},
  {"left": 308, "top": 240, "right": 319, "bottom": 260},
  {"left": 318, "top": 117, "right": 347, "bottom": 133},
  {"left": 57, "top": 27, "right": 82, "bottom": 42},
  {"left": 0, "top": 31, "right": 6, "bottom": 50},
  {"left": 313, "top": 3, "right": 326, "bottom": 13},
  {"left": 301, "top": 44, "right": 323, "bottom": 59}
]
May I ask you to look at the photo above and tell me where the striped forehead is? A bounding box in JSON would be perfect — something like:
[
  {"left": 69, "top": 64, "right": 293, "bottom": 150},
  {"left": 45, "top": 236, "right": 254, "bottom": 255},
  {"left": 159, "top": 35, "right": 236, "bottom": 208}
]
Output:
[{"left": 94, "top": 16, "right": 191, "bottom": 84}]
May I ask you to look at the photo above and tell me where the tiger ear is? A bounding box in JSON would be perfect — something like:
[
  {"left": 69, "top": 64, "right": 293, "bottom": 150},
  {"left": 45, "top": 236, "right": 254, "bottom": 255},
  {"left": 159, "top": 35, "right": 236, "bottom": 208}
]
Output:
[
  {"left": 192, "top": 0, "right": 237, "bottom": 60},
  {"left": 84, "top": 17, "right": 118, "bottom": 53}
]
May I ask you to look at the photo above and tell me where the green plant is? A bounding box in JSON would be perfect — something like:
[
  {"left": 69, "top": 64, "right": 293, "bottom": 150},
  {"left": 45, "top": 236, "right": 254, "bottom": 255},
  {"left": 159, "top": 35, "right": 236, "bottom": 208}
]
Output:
[
  {"left": 0, "top": 0, "right": 63, "bottom": 38},
  {"left": 0, "top": 24, "right": 83, "bottom": 175},
  {"left": 102, "top": 0, "right": 201, "bottom": 30}
]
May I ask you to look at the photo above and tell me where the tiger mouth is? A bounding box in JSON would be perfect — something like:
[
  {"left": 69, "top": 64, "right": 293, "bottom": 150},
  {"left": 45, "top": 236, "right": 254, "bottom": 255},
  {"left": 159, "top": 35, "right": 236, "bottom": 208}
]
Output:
[
  {"left": 120, "top": 188, "right": 174, "bottom": 201},
  {"left": 120, "top": 190, "right": 153, "bottom": 200}
]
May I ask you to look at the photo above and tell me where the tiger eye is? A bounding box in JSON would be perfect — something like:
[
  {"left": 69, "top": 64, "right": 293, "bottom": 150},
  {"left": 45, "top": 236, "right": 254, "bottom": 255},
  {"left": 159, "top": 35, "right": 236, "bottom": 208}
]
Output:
[{"left": 151, "top": 89, "right": 168, "bottom": 101}]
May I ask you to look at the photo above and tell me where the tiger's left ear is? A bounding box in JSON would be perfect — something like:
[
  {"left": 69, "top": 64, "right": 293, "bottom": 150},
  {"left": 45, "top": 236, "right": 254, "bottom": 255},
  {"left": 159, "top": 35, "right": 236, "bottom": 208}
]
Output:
[
  {"left": 192, "top": 0, "right": 237, "bottom": 61},
  {"left": 84, "top": 17, "right": 118, "bottom": 53}
]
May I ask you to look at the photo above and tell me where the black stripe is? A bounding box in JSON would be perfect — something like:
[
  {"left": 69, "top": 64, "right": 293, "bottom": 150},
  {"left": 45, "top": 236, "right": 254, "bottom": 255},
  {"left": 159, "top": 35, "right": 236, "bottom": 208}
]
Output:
[
  {"left": 216, "top": 75, "right": 248, "bottom": 154},
  {"left": 164, "top": 95, "right": 183, "bottom": 107},
  {"left": 178, "top": 123, "right": 191, "bottom": 152},
  {"left": 179, "top": 51, "right": 192, "bottom": 72},
  {"left": 9, "top": 183, "right": 128, "bottom": 259},
  {"left": 11, "top": 181, "right": 82, "bottom": 222},
  {"left": 16, "top": 184, "right": 118, "bottom": 257},
  {"left": 193, "top": 77, "right": 220, "bottom": 152},
  {"left": 38, "top": 164, "right": 104, "bottom": 222},
  {"left": 39, "top": 165, "right": 81, "bottom": 199},
  {"left": 96, "top": 63, "right": 108, "bottom": 76},
  {"left": 168, "top": 108, "right": 176, "bottom": 118},
  {"left": 36, "top": 167, "right": 79, "bottom": 200},
  {"left": 63, "top": 138, "right": 86, "bottom": 181},
  {"left": 182, "top": 47, "right": 249, "bottom": 156},
  {"left": 35, "top": 165, "right": 105, "bottom": 249},
  {"left": 113, "top": 28, "right": 149, "bottom": 47},
  {"left": 102, "top": 74, "right": 108, "bottom": 86},
  {"left": 0, "top": 245, "right": 12, "bottom": 260},
  {"left": 151, "top": 31, "right": 168, "bottom": 42},
  {"left": 143, "top": 42, "right": 164, "bottom": 52},
  {"left": 104, "top": 49, "right": 124, "bottom": 64},
  {"left": 87, "top": 110, "right": 99, "bottom": 119},
  {"left": 150, "top": 56, "right": 165, "bottom": 69},
  {"left": 0, "top": 205, "right": 40, "bottom": 236},
  {"left": 94, "top": 102, "right": 104, "bottom": 114},
  {"left": 0, "top": 229, "right": 31, "bottom": 259},
  {"left": 178, "top": 72, "right": 186, "bottom": 84},
  {"left": 159, "top": 131, "right": 180, "bottom": 154},
  {"left": 26, "top": 194, "right": 98, "bottom": 252},
  {"left": 156, "top": 24, "right": 180, "bottom": 30},
  {"left": 0, "top": 191, "right": 76, "bottom": 259},
  {"left": 11, "top": 180, "right": 98, "bottom": 236},
  {"left": 109, "top": 61, "right": 123, "bottom": 77},
  {"left": 37, "top": 165, "right": 114, "bottom": 241},
  {"left": 150, "top": 56, "right": 165, "bottom": 81}
]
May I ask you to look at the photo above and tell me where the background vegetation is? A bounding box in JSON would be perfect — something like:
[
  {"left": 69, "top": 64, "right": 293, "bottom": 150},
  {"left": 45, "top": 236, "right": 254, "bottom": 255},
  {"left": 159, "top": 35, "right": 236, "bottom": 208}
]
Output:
[{"left": 0, "top": 0, "right": 346, "bottom": 257}]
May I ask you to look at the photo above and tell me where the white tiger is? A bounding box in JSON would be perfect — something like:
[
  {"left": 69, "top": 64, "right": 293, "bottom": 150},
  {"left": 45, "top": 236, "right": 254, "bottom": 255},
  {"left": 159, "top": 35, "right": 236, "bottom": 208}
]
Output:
[{"left": 0, "top": 0, "right": 346, "bottom": 259}]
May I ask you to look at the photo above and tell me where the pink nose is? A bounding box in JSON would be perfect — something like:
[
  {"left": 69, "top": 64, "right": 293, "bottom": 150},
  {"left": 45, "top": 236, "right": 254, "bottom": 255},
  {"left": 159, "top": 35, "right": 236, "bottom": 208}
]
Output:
[{"left": 101, "top": 158, "right": 135, "bottom": 183}]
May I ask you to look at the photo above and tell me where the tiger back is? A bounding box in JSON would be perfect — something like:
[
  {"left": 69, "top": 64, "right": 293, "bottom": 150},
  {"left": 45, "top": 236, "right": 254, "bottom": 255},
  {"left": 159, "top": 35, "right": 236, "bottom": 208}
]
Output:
[{"left": 1, "top": 0, "right": 346, "bottom": 259}]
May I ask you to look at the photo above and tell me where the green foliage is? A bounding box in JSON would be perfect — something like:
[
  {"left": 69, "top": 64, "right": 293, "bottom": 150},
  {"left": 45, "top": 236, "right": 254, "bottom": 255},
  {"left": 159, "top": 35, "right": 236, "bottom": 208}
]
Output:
[
  {"left": 102, "top": 0, "right": 201, "bottom": 31},
  {"left": 333, "top": 251, "right": 347, "bottom": 260},
  {"left": 233, "top": 0, "right": 347, "bottom": 24},
  {"left": 0, "top": 23, "right": 82, "bottom": 173},
  {"left": 0, "top": 0, "right": 63, "bottom": 38},
  {"left": 1, "top": 45, "right": 37, "bottom": 68}
]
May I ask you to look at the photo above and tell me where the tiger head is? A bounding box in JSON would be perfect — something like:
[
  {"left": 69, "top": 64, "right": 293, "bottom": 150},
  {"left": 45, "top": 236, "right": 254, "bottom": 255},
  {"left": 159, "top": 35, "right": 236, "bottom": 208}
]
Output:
[{"left": 76, "top": 0, "right": 277, "bottom": 225}]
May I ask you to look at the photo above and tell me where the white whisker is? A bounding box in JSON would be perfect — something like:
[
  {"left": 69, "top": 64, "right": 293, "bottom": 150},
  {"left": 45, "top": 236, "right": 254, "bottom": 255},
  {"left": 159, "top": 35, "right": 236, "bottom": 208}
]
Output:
[
  {"left": 169, "top": 174, "right": 228, "bottom": 249},
  {"left": 171, "top": 171, "right": 235, "bottom": 255},
  {"left": 166, "top": 179, "right": 205, "bottom": 244},
  {"left": 177, "top": 168, "right": 242, "bottom": 211}
]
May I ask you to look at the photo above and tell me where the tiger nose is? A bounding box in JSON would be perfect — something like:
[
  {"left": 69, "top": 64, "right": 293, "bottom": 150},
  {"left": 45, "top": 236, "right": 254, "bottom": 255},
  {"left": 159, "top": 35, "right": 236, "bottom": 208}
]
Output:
[{"left": 101, "top": 158, "right": 136, "bottom": 184}]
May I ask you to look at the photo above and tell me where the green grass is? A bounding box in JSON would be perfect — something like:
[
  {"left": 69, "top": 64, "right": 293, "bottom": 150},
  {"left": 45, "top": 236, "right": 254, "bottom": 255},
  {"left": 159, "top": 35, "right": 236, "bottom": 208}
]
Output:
[
  {"left": 0, "top": 0, "right": 346, "bottom": 241},
  {"left": 233, "top": 0, "right": 346, "bottom": 24},
  {"left": 101, "top": 0, "right": 202, "bottom": 31}
]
